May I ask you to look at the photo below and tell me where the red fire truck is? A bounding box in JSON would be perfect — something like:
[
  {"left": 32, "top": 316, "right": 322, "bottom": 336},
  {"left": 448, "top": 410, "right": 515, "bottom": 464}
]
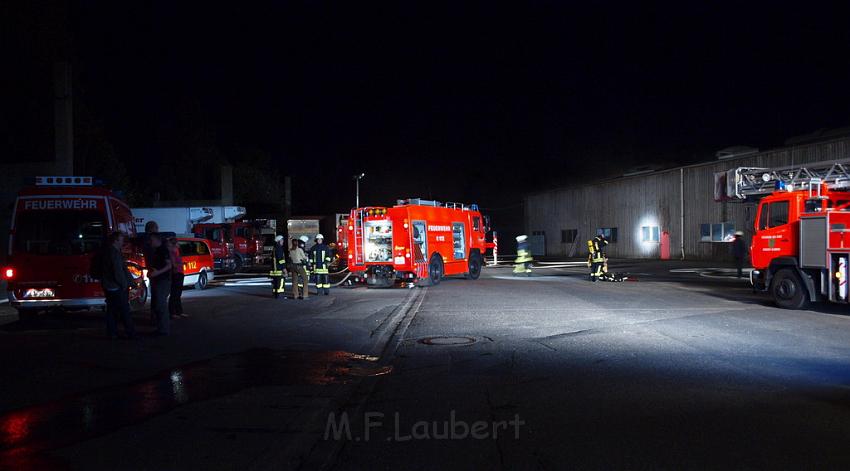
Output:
[
  {"left": 192, "top": 220, "right": 267, "bottom": 273},
  {"left": 336, "top": 215, "right": 350, "bottom": 255},
  {"left": 729, "top": 160, "right": 850, "bottom": 308},
  {"left": 3, "top": 176, "right": 147, "bottom": 321},
  {"left": 346, "top": 198, "right": 493, "bottom": 287}
]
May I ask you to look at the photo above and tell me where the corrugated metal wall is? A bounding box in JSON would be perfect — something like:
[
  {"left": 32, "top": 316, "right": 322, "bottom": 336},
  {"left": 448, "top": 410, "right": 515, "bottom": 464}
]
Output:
[{"left": 525, "top": 137, "right": 850, "bottom": 260}]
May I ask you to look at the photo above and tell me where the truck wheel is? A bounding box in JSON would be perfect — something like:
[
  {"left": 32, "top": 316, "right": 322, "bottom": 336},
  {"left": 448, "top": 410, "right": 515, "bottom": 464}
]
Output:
[
  {"left": 195, "top": 271, "right": 208, "bottom": 290},
  {"left": 428, "top": 254, "right": 444, "bottom": 285},
  {"left": 466, "top": 252, "right": 482, "bottom": 280},
  {"left": 771, "top": 268, "right": 809, "bottom": 309},
  {"left": 131, "top": 282, "right": 148, "bottom": 312}
]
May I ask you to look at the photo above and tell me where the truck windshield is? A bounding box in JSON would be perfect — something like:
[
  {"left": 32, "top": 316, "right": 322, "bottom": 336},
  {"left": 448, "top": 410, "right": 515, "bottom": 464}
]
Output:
[
  {"left": 14, "top": 210, "right": 106, "bottom": 255},
  {"left": 202, "top": 227, "right": 233, "bottom": 243}
]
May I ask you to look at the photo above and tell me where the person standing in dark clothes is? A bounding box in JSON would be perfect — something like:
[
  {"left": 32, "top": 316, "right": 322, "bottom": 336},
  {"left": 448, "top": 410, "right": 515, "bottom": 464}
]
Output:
[
  {"left": 142, "top": 221, "right": 159, "bottom": 323},
  {"left": 270, "top": 235, "right": 288, "bottom": 298},
  {"left": 142, "top": 221, "right": 159, "bottom": 267},
  {"left": 308, "top": 234, "right": 333, "bottom": 295},
  {"left": 731, "top": 231, "right": 748, "bottom": 278},
  {"left": 148, "top": 233, "right": 173, "bottom": 335},
  {"left": 167, "top": 237, "right": 186, "bottom": 318},
  {"left": 101, "top": 232, "right": 136, "bottom": 339}
]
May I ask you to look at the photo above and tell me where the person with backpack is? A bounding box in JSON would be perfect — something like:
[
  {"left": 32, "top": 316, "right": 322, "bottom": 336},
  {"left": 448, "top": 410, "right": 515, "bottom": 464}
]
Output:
[{"left": 100, "top": 231, "right": 137, "bottom": 339}]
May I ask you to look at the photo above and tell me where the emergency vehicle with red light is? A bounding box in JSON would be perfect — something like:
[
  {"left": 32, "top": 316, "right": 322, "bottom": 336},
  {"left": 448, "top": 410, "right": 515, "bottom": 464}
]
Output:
[
  {"left": 175, "top": 237, "right": 216, "bottom": 289},
  {"left": 336, "top": 215, "right": 350, "bottom": 256},
  {"left": 193, "top": 220, "right": 264, "bottom": 272},
  {"left": 727, "top": 159, "right": 850, "bottom": 308},
  {"left": 3, "top": 176, "right": 147, "bottom": 321},
  {"left": 346, "top": 198, "right": 493, "bottom": 287},
  {"left": 133, "top": 206, "right": 262, "bottom": 273}
]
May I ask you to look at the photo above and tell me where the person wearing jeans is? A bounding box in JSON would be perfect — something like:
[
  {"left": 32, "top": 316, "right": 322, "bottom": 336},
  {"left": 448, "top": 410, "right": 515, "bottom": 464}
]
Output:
[
  {"left": 148, "top": 233, "right": 172, "bottom": 336},
  {"left": 100, "top": 232, "right": 136, "bottom": 339}
]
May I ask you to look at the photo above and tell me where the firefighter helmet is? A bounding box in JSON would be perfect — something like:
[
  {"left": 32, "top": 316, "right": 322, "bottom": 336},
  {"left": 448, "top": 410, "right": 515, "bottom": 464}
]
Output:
[
  {"left": 516, "top": 235, "right": 527, "bottom": 242},
  {"left": 315, "top": 233, "right": 324, "bottom": 240},
  {"left": 274, "top": 235, "right": 284, "bottom": 242},
  {"left": 299, "top": 235, "right": 309, "bottom": 243}
]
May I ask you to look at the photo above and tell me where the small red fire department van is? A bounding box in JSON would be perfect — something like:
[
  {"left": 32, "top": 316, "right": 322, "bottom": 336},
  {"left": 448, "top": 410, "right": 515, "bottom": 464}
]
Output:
[
  {"left": 4, "top": 176, "right": 147, "bottom": 320},
  {"left": 176, "top": 237, "right": 215, "bottom": 289},
  {"left": 346, "top": 198, "right": 493, "bottom": 287}
]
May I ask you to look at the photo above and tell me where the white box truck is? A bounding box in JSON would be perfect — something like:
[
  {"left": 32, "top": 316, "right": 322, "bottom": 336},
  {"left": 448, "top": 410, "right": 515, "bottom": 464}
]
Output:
[{"left": 132, "top": 207, "right": 215, "bottom": 235}]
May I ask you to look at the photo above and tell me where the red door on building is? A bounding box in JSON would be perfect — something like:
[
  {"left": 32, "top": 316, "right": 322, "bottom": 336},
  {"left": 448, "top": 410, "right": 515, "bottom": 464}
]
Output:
[{"left": 660, "top": 231, "right": 670, "bottom": 260}]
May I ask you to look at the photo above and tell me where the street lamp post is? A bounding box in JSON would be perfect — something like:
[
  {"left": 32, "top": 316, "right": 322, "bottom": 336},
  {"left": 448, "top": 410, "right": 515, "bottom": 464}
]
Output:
[{"left": 354, "top": 173, "right": 365, "bottom": 208}]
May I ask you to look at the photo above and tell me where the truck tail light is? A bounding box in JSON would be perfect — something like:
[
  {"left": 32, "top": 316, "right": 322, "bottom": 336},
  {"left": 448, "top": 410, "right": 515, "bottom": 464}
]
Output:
[{"left": 3, "top": 267, "right": 14, "bottom": 280}]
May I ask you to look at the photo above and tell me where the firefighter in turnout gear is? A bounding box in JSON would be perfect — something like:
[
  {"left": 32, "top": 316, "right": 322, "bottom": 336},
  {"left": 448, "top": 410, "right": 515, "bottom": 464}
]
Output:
[
  {"left": 587, "top": 234, "right": 608, "bottom": 282},
  {"left": 513, "top": 235, "right": 533, "bottom": 276},
  {"left": 270, "top": 235, "right": 288, "bottom": 298},
  {"left": 309, "top": 234, "right": 334, "bottom": 295}
]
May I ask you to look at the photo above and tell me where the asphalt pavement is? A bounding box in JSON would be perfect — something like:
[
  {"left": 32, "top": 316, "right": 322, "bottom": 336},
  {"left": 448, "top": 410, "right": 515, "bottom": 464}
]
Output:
[{"left": 1, "top": 261, "right": 849, "bottom": 470}]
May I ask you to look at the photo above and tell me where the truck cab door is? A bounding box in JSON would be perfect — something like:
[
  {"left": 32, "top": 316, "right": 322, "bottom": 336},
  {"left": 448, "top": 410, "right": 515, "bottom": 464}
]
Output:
[
  {"left": 754, "top": 198, "right": 795, "bottom": 267},
  {"left": 411, "top": 221, "right": 428, "bottom": 279}
]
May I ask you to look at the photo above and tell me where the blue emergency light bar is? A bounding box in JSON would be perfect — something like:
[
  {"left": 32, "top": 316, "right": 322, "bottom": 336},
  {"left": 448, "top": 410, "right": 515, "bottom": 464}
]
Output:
[{"left": 35, "top": 176, "right": 96, "bottom": 186}]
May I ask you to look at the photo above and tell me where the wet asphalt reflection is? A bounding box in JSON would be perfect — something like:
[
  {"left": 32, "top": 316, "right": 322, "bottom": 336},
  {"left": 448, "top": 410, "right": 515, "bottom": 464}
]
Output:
[{"left": 0, "top": 348, "right": 382, "bottom": 469}]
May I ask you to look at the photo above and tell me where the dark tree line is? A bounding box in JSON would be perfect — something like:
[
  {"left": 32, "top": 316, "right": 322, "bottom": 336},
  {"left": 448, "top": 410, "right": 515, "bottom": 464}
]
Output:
[{"left": 75, "top": 99, "right": 287, "bottom": 209}]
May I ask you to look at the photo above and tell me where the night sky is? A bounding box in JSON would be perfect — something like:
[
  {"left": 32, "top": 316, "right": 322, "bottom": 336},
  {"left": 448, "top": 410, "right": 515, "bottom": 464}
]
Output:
[{"left": 5, "top": 2, "right": 850, "bottom": 216}]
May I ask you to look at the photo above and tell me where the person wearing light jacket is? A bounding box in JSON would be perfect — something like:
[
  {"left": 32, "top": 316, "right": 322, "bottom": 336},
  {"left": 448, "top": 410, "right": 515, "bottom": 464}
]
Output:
[{"left": 289, "top": 238, "right": 309, "bottom": 300}]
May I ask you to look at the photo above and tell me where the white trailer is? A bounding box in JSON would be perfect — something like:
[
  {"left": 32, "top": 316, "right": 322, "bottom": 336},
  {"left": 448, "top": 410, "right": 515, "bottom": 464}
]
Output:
[
  {"left": 131, "top": 206, "right": 247, "bottom": 235},
  {"left": 132, "top": 207, "right": 214, "bottom": 235},
  {"left": 288, "top": 219, "right": 321, "bottom": 251}
]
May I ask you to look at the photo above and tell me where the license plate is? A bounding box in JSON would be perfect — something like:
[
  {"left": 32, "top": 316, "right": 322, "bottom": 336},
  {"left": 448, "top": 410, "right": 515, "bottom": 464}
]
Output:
[{"left": 24, "top": 288, "right": 55, "bottom": 298}]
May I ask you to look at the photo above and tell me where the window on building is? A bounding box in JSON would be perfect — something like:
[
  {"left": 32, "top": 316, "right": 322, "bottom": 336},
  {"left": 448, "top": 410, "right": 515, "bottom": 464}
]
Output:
[
  {"left": 700, "top": 222, "right": 736, "bottom": 242},
  {"left": 723, "top": 223, "right": 736, "bottom": 241},
  {"left": 711, "top": 223, "right": 723, "bottom": 242},
  {"left": 641, "top": 226, "right": 660, "bottom": 243},
  {"left": 700, "top": 224, "right": 711, "bottom": 242},
  {"left": 561, "top": 229, "right": 578, "bottom": 243},
  {"left": 597, "top": 227, "right": 618, "bottom": 242}
]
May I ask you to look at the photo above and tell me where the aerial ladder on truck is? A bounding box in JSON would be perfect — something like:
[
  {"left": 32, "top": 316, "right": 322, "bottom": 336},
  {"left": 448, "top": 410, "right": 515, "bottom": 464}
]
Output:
[{"left": 726, "top": 158, "right": 850, "bottom": 308}]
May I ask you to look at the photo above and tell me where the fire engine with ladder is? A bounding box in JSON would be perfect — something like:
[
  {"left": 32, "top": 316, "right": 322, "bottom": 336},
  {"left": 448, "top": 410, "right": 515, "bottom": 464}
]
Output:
[
  {"left": 729, "top": 159, "right": 850, "bottom": 308},
  {"left": 346, "top": 198, "right": 494, "bottom": 287}
]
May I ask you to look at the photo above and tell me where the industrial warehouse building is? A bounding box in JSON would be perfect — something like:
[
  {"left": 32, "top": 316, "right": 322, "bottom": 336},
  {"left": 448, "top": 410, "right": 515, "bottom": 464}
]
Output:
[{"left": 524, "top": 134, "right": 850, "bottom": 260}]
